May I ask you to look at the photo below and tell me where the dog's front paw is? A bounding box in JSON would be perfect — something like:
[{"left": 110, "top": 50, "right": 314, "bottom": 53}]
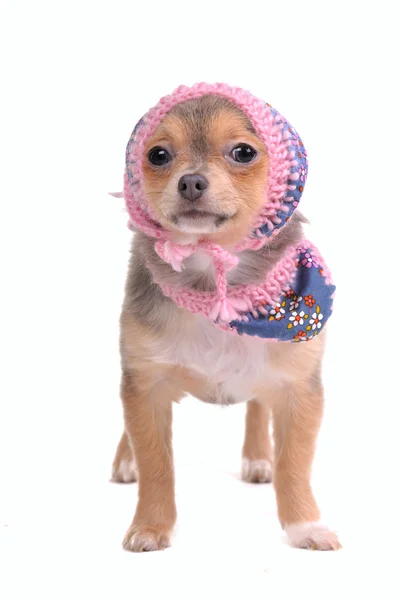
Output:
[
  {"left": 241, "top": 458, "right": 272, "bottom": 483},
  {"left": 111, "top": 458, "right": 137, "bottom": 483},
  {"left": 122, "top": 525, "right": 171, "bottom": 552},
  {"left": 285, "top": 522, "right": 341, "bottom": 551}
]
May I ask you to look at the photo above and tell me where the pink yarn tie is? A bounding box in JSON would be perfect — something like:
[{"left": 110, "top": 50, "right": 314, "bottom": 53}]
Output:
[
  {"left": 155, "top": 240, "right": 195, "bottom": 272},
  {"left": 154, "top": 239, "right": 241, "bottom": 321},
  {"left": 150, "top": 239, "right": 303, "bottom": 324}
]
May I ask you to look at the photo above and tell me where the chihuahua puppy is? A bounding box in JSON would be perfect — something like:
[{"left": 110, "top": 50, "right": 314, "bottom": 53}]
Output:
[{"left": 112, "top": 94, "right": 340, "bottom": 552}]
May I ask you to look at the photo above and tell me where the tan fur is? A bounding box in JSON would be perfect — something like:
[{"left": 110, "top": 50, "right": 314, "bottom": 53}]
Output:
[
  {"left": 113, "top": 97, "right": 340, "bottom": 552},
  {"left": 142, "top": 97, "right": 268, "bottom": 247},
  {"left": 120, "top": 368, "right": 178, "bottom": 552},
  {"left": 243, "top": 401, "right": 272, "bottom": 461},
  {"left": 111, "top": 431, "right": 136, "bottom": 482},
  {"left": 115, "top": 313, "right": 340, "bottom": 551}
]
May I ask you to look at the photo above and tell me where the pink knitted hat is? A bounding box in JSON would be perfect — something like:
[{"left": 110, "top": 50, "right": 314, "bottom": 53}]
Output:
[{"left": 118, "top": 83, "right": 334, "bottom": 342}]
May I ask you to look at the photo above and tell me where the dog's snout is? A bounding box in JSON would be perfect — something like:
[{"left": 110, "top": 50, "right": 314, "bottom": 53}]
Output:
[{"left": 178, "top": 174, "right": 208, "bottom": 202}]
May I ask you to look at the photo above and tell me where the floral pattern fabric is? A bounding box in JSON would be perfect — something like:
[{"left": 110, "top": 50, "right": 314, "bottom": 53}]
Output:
[{"left": 230, "top": 248, "right": 335, "bottom": 342}]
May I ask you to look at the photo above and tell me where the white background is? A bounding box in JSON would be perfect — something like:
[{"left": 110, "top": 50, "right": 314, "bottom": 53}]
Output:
[{"left": 1, "top": 1, "right": 397, "bottom": 598}]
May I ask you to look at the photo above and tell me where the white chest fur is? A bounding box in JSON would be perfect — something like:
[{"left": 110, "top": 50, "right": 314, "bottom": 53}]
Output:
[
  {"left": 149, "top": 250, "right": 288, "bottom": 404},
  {"left": 156, "top": 314, "right": 286, "bottom": 404}
]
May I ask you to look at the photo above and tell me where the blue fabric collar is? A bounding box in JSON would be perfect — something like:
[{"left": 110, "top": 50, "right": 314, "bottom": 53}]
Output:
[{"left": 230, "top": 246, "right": 335, "bottom": 342}]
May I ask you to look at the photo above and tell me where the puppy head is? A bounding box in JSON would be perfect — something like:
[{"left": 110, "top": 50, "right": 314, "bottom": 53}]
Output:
[{"left": 141, "top": 95, "right": 268, "bottom": 245}]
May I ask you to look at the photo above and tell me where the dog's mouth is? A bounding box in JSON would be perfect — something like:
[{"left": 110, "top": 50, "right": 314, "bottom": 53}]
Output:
[{"left": 171, "top": 210, "right": 231, "bottom": 228}]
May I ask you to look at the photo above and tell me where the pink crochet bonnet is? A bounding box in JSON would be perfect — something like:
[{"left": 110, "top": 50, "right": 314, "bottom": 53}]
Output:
[{"left": 119, "top": 83, "right": 335, "bottom": 342}]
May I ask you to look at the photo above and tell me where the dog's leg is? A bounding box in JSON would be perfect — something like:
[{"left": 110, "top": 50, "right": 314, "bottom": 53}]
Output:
[
  {"left": 111, "top": 431, "right": 137, "bottom": 483},
  {"left": 272, "top": 379, "right": 341, "bottom": 550},
  {"left": 241, "top": 400, "right": 272, "bottom": 483},
  {"left": 121, "top": 370, "right": 178, "bottom": 552}
]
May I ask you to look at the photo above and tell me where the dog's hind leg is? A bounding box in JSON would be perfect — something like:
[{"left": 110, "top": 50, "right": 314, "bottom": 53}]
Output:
[
  {"left": 111, "top": 430, "right": 137, "bottom": 483},
  {"left": 241, "top": 400, "right": 273, "bottom": 483}
]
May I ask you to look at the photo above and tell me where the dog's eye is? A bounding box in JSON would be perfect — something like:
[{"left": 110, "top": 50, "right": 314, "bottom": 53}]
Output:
[
  {"left": 231, "top": 144, "right": 257, "bottom": 163},
  {"left": 148, "top": 146, "right": 172, "bottom": 166}
]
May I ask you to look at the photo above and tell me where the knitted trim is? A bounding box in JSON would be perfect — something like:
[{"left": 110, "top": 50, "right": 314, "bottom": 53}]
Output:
[{"left": 150, "top": 242, "right": 303, "bottom": 323}]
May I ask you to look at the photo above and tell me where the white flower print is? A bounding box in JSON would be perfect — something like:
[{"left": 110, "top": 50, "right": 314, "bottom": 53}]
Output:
[
  {"left": 308, "top": 305, "right": 324, "bottom": 330},
  {"left": 288, "top": 310, "right": 306, "bottom": 327},
  {"left": 289, "top": 296, "right": 302, "bottom": 311},
  {"left": 269, "top": 301, "right": 286, "bottom": 321}
]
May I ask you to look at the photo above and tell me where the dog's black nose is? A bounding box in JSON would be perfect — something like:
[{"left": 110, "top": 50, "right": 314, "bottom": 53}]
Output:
[{"left": 178, "top": 174, "right": 208, "bottom": 202}]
